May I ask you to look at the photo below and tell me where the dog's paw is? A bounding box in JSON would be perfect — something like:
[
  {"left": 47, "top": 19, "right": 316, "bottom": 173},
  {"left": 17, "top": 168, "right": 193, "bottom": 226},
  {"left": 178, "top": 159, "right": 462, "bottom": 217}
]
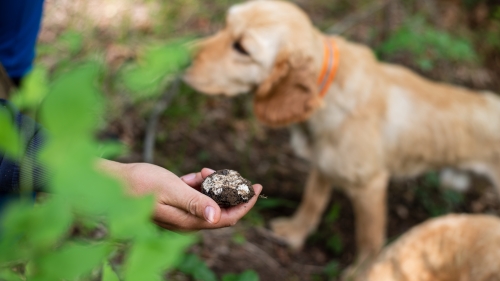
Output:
[{"left": 270, "top": 217, "right": 308, "bottom": 251}]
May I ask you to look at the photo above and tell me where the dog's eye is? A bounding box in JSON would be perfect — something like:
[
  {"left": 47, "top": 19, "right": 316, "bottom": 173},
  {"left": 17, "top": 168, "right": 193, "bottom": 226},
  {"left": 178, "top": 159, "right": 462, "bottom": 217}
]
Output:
[{"left": 233, "top": 41, "right": 250, "bottom": 56}]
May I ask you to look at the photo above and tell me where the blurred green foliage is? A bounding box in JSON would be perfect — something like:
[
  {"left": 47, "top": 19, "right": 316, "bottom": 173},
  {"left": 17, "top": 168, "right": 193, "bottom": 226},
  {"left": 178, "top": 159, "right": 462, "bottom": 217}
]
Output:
[
  {"left": 0, "top": 43, "right": 196, "bottom": 281},
  {"left": 0, "top": 109, "right": 23, "bottom": 160},
  {"left": 0, "top": 36, "right": 261, "bottom": 281},
  {"left": 10, "top": 66, "right": 48, "bottom": 112},
  {"left": 222, "top": 270, "right": 259, "bottom": 281},
  {"left": 120, "top": 40, "right": 191, "bottom": 100},
  {"left": 179, "top": 254, "right": 259, "bottom": 281},
  {"left": 378, "top": 16, "right": 478, "bottom": 70},
  {"left": 416, "top": 172, "right": 465, "bottom": 217}
]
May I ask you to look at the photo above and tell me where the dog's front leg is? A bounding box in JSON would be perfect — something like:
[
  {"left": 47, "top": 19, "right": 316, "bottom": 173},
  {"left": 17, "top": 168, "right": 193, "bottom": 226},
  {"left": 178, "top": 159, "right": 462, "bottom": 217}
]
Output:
[
  {"left": 346, "top": 171, "right": 389, "bottom": 266},
  {"left": 270, "top": 168, "right": 332, "bottom": 250}
]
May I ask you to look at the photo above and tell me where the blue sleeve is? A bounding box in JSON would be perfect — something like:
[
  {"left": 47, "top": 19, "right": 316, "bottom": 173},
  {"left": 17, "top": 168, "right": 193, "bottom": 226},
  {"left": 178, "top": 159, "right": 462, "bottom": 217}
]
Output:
[
  {"left": 0, "top": 99, "right": 47, "bottom": 193},
  {"left": 0, "top": 0, "right": 45, "bottom": 79}
]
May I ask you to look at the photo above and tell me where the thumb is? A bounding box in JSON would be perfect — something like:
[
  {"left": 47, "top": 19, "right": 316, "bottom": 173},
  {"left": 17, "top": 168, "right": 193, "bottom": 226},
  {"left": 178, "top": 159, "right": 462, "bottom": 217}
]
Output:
[
  {"left": 191, "top": 192, "right": 222, "bottom": 224},
  {"left": 172, "top": 183, "right": 222, "bottom": 224}
]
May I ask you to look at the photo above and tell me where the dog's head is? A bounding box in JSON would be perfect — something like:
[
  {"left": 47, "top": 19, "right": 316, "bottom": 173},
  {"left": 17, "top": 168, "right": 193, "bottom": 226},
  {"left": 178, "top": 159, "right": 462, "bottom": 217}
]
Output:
[{"left": 184, "top": 0, "right": 324, "bottom": 127}]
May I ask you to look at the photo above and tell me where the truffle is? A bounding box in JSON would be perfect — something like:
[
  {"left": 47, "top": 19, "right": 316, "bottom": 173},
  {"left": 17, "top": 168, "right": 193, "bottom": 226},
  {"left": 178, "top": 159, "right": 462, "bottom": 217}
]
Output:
[{"left": 201, "top": 169, "right": 255, "bottom": 207}]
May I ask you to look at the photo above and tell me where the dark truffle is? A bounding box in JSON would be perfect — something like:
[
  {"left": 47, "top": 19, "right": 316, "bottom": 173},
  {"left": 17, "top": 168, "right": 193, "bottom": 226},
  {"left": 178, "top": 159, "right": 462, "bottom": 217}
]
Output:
[{"left": 201, "top": 169, "right": 255, "bottom": 207}]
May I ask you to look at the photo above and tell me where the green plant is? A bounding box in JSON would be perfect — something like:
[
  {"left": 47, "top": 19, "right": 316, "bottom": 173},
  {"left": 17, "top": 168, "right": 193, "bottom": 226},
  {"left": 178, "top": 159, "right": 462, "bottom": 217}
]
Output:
[
  {"left": 179, "top": 254, "right": 260, "bottom": 281},
  {"left": 378, "top": 16, "right": 478, "bottom": 70},
  {"left": 325, "top": 203, "right": 341, "bottom": 224},
  {"left": 120, "top": 40, "right": 191, "bottom": 101},
  {"left": 0, "top": 43, "right": 195, "bottom": 281},
  {"left": 415, "top": 171, "right": 465, "bottom": 216},
  {"left": 178, "top": 254, "right": 218, "bottom": 281},
  {"left": 222, "top": 270, "right": 259, "bottom": 281},
  {"left": 323, "top": 260, "right": 341, "bottom": 280},
  {"left": 326, "top": 234, "right": 343, "bottom": 254}
]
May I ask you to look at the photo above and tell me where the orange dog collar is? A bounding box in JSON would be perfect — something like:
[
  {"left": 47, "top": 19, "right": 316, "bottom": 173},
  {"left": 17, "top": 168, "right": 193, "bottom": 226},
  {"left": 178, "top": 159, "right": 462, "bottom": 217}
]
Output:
[{"left": 317, "top": 38, "right": 339, "bottom": 98}]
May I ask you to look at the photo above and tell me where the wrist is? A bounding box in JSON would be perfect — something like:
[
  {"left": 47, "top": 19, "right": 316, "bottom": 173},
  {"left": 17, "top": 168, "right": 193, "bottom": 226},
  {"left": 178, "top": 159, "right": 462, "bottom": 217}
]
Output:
[{"left": 96, "top": 158, "right": 129, "bottom": 180}]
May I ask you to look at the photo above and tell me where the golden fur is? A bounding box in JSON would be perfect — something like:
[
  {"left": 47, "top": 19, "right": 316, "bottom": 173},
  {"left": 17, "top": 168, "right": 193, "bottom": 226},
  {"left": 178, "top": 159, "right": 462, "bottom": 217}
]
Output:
[
  {"left": 353, "top": 214, "right": 500, "bottom": 281},
  {"left": 184, "top": 0, "right": 500, "bottom": 270}
]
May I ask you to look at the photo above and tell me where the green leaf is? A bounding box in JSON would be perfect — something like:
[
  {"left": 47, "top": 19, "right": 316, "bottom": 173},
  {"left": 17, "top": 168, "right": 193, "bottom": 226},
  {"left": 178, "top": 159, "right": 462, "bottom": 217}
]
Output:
[
  {"left": 222, "top": 273, "right": 240, "bottom": 281},
  {"left": 222, "top": 270, "right": 259, "bottom": 281},
  {"left": 124, "top": 232, "right": 195, "bottom": 281},
  {"left": 34, "top": 242, "right": 110, "bottom": 280},
  {"left": 327, "top": 234, "right": 343, "bottom": 254},
  {"left": 59, "top": 30, "right": 84, "bottom": 55},
  {"left": 121, "top": 40, "right": 190, "bottom": 100},
  {"left": 323, "top": 261, "right": 340, "bottom": 279},
  {"left": 325, "top": 203, "right": 341, "bottom": 223},
  {"left": 108, "top": 195, "right": 156, "bottom": 239},
  {"left": 42, "top": 62, "right": 104, "bottom": 137},
  {"left": 97, "top": 141, "right": 128, "bottom": 159},
  {"left": 424, "top": 171, "right": 440, "bottom": 187},
  {"left": 10, "top": 66, "right": 49, "bottom": 111},
  {"left": 0, "top": 108, "right": 23, "bottom": 160},
  {"left": 0, "top": 199, "right": 69, "bottom": 263},
  {"left": 178, "top": 254, "right": 217, "bottom": 281},
  {"left": 236, "top": 270, "right": 259, "bottom": 281},
  {"left": 28, "top": 197, "right": 72, "bottom": 249},
  {"left": 102, "top": 262, "right": 120, "bottom": 281}
]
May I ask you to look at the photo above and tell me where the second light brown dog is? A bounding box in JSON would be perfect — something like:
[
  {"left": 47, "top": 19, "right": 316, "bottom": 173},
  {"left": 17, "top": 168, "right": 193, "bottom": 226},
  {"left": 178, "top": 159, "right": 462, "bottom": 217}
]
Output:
[
  {"left": 352, "top": 214, "right": 500, "bottom": 281},
  {"left": 184, "top": 0, "right": 500, "bottom": 265}
]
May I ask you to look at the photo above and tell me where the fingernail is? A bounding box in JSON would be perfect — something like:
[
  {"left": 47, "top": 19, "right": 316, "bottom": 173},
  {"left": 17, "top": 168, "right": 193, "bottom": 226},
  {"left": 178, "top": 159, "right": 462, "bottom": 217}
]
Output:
[
  {"left": 204, "top": 206, "right": 215, "bottom": 223},
  {"left": 205, "top": 168, "right": 215, "bottom": 173},
  {"left": 181, "top": 173, "right": 196, "bottom": 181}
]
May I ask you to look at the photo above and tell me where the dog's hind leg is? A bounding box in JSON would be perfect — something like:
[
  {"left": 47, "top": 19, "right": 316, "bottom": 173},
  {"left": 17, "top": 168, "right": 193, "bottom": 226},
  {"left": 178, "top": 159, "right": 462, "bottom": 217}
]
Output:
[{"left": 270, "top": 168, "right": 332, "bottom": 250}]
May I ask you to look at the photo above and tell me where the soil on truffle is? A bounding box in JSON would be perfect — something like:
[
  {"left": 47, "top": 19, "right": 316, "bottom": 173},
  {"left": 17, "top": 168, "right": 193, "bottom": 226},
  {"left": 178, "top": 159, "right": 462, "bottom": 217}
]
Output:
[{"left": 202, "top": 169, "right": 255, "bottom": 207}]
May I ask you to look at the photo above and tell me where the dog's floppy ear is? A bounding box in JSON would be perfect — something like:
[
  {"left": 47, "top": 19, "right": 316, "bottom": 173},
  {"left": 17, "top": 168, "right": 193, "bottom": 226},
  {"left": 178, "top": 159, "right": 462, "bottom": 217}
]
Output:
[{"left": 253, "top": 53, "right": 322, "bottom": 127}]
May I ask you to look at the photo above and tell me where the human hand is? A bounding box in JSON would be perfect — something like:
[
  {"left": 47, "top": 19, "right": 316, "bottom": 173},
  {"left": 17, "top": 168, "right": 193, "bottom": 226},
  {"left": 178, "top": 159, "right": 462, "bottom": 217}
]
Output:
[{"left": 98, "top": 160, "right": 262, "bottom": 231}]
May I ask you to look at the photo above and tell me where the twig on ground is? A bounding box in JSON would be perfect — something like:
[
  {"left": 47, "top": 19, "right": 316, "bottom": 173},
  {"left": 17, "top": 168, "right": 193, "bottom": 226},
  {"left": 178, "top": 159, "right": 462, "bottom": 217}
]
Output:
[
  {"left": 326, "top": 0, "right": 395, "bottom": 35},
  {"left": 243, "top": 241, "right": 284, "bottom": 271},
  {"left": 143, "top": 77, "right": 181, "bottom": 163}
]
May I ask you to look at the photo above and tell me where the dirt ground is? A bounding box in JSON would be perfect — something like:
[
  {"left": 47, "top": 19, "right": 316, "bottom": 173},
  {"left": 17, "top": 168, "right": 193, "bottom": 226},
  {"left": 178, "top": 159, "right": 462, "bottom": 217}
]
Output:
[{"left": 38, "top": 0, "right": 500, "bottom": 280}]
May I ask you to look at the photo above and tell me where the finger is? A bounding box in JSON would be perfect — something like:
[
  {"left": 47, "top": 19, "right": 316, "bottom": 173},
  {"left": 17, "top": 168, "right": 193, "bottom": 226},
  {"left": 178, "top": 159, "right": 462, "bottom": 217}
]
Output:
[
  {"left": 180, "top": 168, "right": 215, "bottom": 189},
  {"left": 159, "top": 176, "right": 222, "bottom": 224},
  {"left": 217, "top": 184, "right": 263, "bottom": 225},
  {"left": 154, "top": 184, "right": 263, "bottom": 231},
  {"left": 201, "top": 168, "right": 216, "bottom": 179},
  {"left": 180, "top": 172, "right": 204, "bottom": 190},
  {"left": 154, "top": 203, "right": 219, "bottom": 231}
]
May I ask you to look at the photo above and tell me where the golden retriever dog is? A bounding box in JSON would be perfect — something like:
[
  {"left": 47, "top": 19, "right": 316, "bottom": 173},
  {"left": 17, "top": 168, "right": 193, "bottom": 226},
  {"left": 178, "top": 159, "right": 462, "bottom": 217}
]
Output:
[
  {"left": 184, "top": 0, "right": 500, "bottom": 265},
  {"left": 351, "top": 214, "right": 500, "bottom": 281}
]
